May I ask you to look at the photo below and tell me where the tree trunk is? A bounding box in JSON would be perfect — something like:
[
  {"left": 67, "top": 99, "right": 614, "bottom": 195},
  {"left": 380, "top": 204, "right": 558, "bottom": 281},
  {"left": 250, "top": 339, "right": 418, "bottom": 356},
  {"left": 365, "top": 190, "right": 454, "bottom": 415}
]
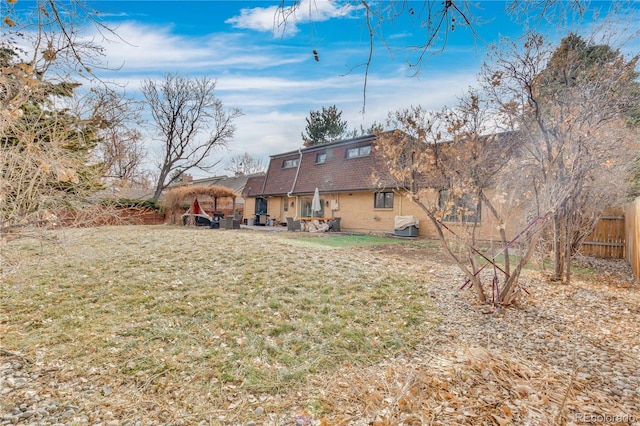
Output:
[
  {"left": 425, "top": 212, "right": 488, "bottom": 304},
  {"left": 470, "top": 275, "right": 487, "bottom": 304},
  {"left": 481, "top": 194, "right": 510, "bottom": 275},
  {"left": 152, "top": 168, "right": 169, "bottom": 201},
  {"left": 500, "top": 225, "right": 544, "bottom": 304},
  {"left": 564, "top": 218, "right": 573, "bottom": 285},
  {"left": 552, "top": 214, "right": 565, "bottom": 281}
]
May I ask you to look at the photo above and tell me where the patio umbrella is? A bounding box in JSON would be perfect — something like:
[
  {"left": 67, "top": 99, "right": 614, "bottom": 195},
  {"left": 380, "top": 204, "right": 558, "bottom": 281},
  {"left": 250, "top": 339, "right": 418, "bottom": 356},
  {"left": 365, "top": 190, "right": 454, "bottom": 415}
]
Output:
[{"left": 311, "top": 187, "right": 322, "bottom": 217}]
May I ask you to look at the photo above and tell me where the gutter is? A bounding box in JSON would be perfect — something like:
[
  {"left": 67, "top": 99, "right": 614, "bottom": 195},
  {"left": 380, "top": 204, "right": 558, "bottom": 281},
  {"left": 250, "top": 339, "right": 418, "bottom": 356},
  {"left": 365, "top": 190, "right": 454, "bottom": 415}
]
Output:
[{"left": 287, "top": 147, "right": 303, "bottom": 218}]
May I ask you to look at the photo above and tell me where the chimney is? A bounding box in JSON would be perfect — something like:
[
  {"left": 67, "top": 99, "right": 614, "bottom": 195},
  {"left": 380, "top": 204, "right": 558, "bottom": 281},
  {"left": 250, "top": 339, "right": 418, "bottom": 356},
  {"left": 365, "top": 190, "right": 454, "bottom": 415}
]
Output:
[{"left": 183, "top": 173, "right": 193, "bottom": 183}]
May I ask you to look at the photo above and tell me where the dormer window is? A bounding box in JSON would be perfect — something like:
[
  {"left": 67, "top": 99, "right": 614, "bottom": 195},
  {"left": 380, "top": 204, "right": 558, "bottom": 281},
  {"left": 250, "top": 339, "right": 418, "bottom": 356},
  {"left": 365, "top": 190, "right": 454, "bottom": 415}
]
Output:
[
  {"left": 282, "top": 158, "right": 299, "bottom": 169},
  {"left": 346, "top": 145, "right": 371, "bottom": 159}
]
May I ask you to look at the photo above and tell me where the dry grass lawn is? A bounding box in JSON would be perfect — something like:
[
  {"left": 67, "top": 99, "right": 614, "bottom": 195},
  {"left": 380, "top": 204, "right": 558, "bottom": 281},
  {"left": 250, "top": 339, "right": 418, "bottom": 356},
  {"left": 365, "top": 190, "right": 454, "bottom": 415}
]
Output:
[
  {"left": 1, "top": 226, "right": 439, "bottom": 424},
  {"left": 1, "top": 225, "right": 638, "bottom": 425}
]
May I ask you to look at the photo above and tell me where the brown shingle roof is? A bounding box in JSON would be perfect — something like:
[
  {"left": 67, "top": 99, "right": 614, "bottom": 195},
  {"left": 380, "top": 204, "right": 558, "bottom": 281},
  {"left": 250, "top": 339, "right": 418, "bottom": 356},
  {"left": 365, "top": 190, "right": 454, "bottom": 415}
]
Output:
[
  {"left": 249, "top": 131, "right": 523, "bottom": 198},
  {"left": 259, "top": 134, "right": 400, "bottom": 196},
  {"left": 294, "top": 136, "right": 396, "bottom": 193},
  {"left": 262, "top": 151, "right": 302, "bottom": 196},
  {"left": 242, "top": 174, "right": 267, "bottom": 197}
]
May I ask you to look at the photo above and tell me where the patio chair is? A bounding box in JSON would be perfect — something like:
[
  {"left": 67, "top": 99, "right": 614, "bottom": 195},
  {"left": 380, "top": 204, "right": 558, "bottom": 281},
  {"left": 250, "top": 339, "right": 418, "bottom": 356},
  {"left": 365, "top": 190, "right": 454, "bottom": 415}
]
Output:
[{"left": 223, "top": 216, "right": 241, "bottom": 229}]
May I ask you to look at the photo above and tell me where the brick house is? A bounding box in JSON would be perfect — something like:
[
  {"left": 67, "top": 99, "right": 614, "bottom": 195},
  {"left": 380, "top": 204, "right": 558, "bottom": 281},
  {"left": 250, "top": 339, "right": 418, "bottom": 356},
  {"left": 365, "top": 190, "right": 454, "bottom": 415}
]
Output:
[{"left": 242, "top": 133, "right": 523, "bottom": 237}]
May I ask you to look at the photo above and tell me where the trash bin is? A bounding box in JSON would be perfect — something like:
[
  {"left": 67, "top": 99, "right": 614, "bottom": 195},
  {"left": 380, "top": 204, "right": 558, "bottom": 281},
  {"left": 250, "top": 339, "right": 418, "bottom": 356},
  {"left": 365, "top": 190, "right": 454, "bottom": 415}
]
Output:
[{"left": 246, "top": 218, "right": 255, "bottom": 226}]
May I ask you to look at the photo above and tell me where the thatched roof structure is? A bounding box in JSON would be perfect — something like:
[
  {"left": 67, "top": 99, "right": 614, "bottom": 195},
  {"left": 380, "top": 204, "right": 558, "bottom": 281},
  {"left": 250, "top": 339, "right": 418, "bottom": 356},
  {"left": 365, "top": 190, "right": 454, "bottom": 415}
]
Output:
[{"left": 163, "top": 185, "right": 239, "bottom": 221}]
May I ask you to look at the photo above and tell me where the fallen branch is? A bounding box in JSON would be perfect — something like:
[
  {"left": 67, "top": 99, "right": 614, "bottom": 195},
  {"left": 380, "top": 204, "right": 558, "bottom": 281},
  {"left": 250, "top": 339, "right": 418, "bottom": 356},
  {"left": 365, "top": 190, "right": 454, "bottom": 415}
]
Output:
[{"left": 0, "top": 348, "right": 34, "bottom": 364}]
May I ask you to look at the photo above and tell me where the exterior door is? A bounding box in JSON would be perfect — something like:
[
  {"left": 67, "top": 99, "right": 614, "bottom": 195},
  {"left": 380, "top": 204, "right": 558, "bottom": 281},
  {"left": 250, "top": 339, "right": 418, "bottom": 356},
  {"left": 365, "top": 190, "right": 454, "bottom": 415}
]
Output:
[
  {"left": 255, "top": 197, "right": 268, "bottom": 215},
  {"left": 301, "top": 196, "right": 324, "bottom": 217}
]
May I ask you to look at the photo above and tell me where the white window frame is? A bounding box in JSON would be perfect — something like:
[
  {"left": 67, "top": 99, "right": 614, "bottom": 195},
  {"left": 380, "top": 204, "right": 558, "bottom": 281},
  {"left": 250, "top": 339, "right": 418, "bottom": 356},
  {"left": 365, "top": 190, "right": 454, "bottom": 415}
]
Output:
[
  {"left": 282, "top": 158, "right": 299, "bottom": 169},
  {"left": 345, "top": 145, "right": 371, "bottom": 159}
]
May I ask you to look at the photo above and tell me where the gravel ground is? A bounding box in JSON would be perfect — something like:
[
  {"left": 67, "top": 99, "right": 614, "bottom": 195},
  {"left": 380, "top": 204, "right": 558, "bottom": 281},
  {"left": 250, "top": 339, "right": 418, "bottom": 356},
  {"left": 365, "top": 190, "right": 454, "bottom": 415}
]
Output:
[
  {"left": 427, "top": 261, "right": 640, "bottom": 422},
  {"left": 307, "top": 254, "right": 640, "bottom": 425}
]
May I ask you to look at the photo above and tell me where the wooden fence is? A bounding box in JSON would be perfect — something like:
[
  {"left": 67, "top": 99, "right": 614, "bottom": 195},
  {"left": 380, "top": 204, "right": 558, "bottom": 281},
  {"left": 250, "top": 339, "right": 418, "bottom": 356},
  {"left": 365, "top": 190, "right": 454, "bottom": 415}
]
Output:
[
  {"left": 580, "top": 208, "right": 625, "bottom": 258},
  {"left": 624, "top": 197, "right": 640, "bottom": 281}
]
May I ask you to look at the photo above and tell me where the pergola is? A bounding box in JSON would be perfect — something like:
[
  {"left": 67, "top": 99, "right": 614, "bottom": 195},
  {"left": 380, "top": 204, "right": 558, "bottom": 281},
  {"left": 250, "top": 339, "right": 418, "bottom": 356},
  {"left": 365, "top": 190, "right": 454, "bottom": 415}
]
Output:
[{"left": 163, "top": 184, "right": 239, "bottom": 224}]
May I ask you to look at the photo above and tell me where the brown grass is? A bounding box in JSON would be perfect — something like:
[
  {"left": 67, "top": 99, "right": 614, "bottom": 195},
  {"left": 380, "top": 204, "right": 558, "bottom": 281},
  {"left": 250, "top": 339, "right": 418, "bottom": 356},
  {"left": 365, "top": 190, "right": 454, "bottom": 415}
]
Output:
[
  {"left": 1, "top": 225, "right": 638, "bottom": 425},
  {"left": 0, "top": 226, "right": 438, "bottom": 424}
]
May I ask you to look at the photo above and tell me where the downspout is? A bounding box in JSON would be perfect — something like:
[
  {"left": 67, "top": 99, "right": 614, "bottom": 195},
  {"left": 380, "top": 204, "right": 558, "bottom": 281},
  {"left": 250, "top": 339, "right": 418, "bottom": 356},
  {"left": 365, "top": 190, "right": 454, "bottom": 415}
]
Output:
[
  {"left": 260, "top": 165, "right": 269, "bottom": 195},
  {"left": 254, "top": 158, "right": 271, "bottom": 218},
  {"left": 287, "top": 147, "right": 303, "bottom": 218}
]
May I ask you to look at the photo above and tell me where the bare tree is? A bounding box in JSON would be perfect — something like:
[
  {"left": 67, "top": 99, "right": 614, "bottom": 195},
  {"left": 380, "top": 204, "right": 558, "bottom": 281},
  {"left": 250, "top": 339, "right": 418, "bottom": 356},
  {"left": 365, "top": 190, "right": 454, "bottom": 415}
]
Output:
[
  {"left": 142, "top": 74, "right": 242, "bottom": 201},
  {"left": 481, "top": 32, "right": 639, "bottom": 284},
  {"left": 2, "top": 0, "right": 123, "bottom": 82},
  {"left": 1, "top": 0, "right": 116, "bottom": 129},
  {"left": 345, "top": 121, "right": 387, "bottom": 139},
  {"left": 275, "top": 0, "right": 600, "bottom": 110},
  {"left": 225, "top": 152, "right": 266, "bottom": 176},
  {"left": 67, "top": 87, "right": 147, "bottom": 187},
  {"left": 377, "top": 31, "right": 639, "bottom": 302},
  {"left": 378, "top": 92, "right": 536, "bottom": 305}
]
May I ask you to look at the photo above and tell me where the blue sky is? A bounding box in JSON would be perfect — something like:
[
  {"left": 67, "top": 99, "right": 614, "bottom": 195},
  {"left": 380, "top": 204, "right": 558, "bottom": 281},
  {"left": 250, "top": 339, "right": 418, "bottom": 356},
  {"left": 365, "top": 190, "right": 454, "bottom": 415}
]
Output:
[{"left": 10, "top": 1, "right": 640, "bottom": 176}]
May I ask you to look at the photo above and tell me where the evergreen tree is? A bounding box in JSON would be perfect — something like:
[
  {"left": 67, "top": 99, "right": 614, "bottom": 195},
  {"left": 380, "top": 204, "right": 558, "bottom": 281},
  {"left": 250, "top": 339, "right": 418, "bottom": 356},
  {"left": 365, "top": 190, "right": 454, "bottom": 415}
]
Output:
[
  {"left": 345, "top": 121, "right": 386, "bottom": 138},
  {"left": 540, "top": 33, "right": 640, "bottom": 127},
  {"left": 301, "top": 105, "right": 348, "bottom": 146}
]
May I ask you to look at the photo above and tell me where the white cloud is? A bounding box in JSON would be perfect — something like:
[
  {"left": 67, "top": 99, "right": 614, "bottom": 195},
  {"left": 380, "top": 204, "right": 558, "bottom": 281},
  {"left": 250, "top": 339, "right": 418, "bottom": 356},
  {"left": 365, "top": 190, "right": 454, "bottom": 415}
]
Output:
[
  {"left": 86, "top": 17, "right": 481, "bottom": 176},
  {"left": 95, "top": 11, "right": 131, "bottom": 18},
  {"left": 95, "top": 22, "right": 305, "bottom": 72},
  {"left": 219, "top": 70, "right": 479, "bottom": 171},
  {"left": 225, "top": 0, "right": 355, "bottom": 37}
]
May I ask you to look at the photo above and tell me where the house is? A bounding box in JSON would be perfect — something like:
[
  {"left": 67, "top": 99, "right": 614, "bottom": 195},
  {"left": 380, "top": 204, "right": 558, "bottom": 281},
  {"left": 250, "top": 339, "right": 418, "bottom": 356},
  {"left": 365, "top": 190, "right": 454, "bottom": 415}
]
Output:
[
  {"left": 243, "top": 132, "right": 526, "bottom": 238},
  {"left": 243, "top": 133, "right": 409, "bottom": 232}
]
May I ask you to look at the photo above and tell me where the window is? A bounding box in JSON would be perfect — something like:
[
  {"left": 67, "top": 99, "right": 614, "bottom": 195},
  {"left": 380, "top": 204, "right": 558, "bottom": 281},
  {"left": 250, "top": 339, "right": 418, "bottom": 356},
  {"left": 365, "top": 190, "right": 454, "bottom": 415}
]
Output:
[
  {"left": 282, "top": 158, "right": 299, "bottom": 169},
  {"left": 439, "top": 190, "right": 481, "bottom": 223},
  {"left": 315, "top": 153, "right": 326, "bottom": 164},
  {"left": 301, "top": 196, "right": 324, "bottom": 217},
  {"left": 283, "top": 198, "right": 288, "bottom": 212},
  {"left": 374, "top": 192, "right": 394, "bottom": 209},
  {"left": 346, "top": 145, "right": 371, "bottom": 159}
]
